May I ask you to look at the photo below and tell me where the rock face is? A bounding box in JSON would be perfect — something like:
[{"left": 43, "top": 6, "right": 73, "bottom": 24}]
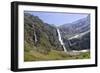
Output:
[
  {"left": 24, "top": 13, "right": 63, "bottom": 54},
  {"left": 59, "top": 15, "right": 90, "bottom": 51}
]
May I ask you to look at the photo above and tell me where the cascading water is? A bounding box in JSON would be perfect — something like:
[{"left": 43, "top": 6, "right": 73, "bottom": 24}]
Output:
[
  {"left": 34, "top": 31, "right": 38, "bottom": 43},
  {"left": 32, "top": 24, "right": 38, "bottom": 44},
  {"left": 57, "top": 28, "right": 67, "bottom": 52}
]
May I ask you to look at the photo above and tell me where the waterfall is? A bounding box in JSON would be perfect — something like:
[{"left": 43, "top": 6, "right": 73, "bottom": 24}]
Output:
[
  {"left": 32, "top": 24, "right": 38, "bottom": 44},
  {"left": 57, "top": 28, "right": 67, "bottom": 52},
  {"left": 34, "top": 31, "right": 38, "bottom": 43}
]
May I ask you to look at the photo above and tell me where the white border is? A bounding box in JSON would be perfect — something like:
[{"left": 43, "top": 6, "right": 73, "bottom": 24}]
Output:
[{"left": 18, "top": 5, "right": 96, "bottom": 68}]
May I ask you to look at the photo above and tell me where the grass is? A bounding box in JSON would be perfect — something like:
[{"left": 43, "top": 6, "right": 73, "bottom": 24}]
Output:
[{"left": 24, "top": 49, "right": 90, "bottom": 62}]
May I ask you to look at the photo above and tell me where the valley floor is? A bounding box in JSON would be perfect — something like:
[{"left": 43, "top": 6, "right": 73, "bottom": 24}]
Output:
[{"left": 24, "top": 49, "right": 90, "bottom": 62}]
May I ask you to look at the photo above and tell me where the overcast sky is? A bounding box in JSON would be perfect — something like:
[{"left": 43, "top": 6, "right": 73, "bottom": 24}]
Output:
[{"left": 25, "top": 11, "right": 89, "bottom": 26}]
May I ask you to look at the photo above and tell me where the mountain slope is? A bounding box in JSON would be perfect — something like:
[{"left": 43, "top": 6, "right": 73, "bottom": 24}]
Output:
[
  {"left": 59, "top": 15, "right": 90, "bottom": 38},
  {"left": 59, "top": 15, "right": 90, "bottom": 51},
  {"left": 24, "top": 13, "right": 64, "bottom": 53}
]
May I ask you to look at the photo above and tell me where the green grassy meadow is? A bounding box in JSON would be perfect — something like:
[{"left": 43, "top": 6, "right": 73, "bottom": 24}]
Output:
[{"left": 24, "top": 47, "right": 90, "bottom": 62}]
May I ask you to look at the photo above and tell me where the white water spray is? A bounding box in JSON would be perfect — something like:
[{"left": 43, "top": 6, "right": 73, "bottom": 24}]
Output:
[
  {"left": 32, "top": 24, "right": 38, "bottom": 44},
  {"left": 57, "top": 28, "right": 67, "bottom": 52},
  {"left": 34, "top": 31, "right": 38, "bottom": 43}
]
